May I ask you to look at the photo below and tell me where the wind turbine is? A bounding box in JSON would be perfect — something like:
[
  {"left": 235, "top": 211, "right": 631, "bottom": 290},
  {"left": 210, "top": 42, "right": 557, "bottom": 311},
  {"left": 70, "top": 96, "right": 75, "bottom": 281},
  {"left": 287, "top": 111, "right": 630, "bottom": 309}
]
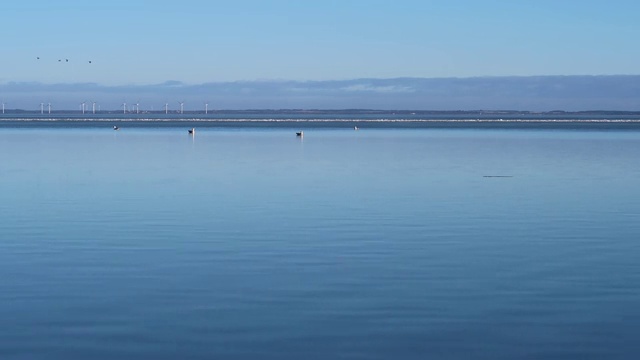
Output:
[
  {"left": 48, "top": 102, "right": 51, "bottom": 114},
  {"left": 40, "top": 102, "right": 44, "bottom": 114},
  {"left": 178, "top": 101, "right": 184, "bottom": 114},
  {"left": 164, "top": 102, "right": 169, "bottom": 114},
  {"left": 81, "top": 101, "right": 86, "bottom": 114},
  {"left": 122, "top": 102, "right": 127, "bottom": 114},
  {"left": 92, "top": 101, "right": 96, "bottom": 114},
  {"left": 205, "top": 102, "right": 208, "bottom": 114},
  {"left": 2, "top": 101, "right": 5, "bottom": 114},
  {"left": 135, "top": 101, "right": 140, "bottom": 114}
]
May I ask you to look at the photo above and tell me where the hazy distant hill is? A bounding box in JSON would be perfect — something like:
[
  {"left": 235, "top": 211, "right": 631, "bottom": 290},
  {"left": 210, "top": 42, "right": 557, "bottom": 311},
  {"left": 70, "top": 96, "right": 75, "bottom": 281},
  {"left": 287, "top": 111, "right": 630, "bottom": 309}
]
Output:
[{"left": 1, "top": 75, "right": 639, "bottom": 111}]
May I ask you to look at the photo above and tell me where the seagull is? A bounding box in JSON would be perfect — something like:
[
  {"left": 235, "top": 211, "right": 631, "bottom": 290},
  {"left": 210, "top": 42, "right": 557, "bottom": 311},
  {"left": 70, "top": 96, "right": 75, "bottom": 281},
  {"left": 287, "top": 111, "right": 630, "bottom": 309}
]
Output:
[
  {"left": 188, "top": 128, "right": 195, "bottom": 135},
  {"left": 113, "top": 126, "right": 119, "bottom": 131}
]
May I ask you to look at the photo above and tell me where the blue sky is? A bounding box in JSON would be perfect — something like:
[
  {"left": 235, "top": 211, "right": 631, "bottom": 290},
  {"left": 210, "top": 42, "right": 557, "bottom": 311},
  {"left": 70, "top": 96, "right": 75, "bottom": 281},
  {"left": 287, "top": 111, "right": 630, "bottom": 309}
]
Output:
[
  {"left": 2, "top": 1, "right": 640, "bottom": 110},
  {"left": 2, "top": 0, "right": 640, "bottom": 85}
]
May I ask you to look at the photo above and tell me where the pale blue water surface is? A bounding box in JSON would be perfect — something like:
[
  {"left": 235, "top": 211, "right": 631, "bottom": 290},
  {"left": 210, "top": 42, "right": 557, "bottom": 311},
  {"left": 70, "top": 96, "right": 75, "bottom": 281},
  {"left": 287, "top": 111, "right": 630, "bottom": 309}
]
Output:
[{"left": 1, "top": 125, "right": 640, "bottom": 359}]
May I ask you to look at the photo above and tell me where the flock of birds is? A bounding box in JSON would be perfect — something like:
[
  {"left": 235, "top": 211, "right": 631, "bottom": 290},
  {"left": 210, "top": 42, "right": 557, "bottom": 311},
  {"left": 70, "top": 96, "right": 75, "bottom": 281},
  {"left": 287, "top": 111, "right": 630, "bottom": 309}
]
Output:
[{"left": 37, "top": 57, "right": 92, "bottom": 64}]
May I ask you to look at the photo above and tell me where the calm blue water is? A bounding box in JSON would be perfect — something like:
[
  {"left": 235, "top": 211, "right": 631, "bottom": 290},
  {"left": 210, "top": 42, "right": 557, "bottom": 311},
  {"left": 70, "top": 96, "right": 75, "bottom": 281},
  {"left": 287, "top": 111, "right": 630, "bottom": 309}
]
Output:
[{"left": 1, "top": 124, "right": 640, "bottom": 359}]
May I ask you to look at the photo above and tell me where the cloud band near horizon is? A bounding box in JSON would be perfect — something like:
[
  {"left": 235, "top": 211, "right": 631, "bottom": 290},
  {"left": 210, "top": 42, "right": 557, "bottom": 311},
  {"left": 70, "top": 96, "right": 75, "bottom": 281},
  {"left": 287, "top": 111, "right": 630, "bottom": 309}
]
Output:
[{"left": 1, "top": 76, "right": 639, "bottom": 111}]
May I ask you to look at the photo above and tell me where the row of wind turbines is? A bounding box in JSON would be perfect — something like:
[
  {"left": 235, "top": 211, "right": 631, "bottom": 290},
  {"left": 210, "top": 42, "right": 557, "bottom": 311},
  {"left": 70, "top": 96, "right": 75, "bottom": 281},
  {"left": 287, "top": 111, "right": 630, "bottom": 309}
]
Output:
[
  {"left": 0, "top": 101, "right": 213, "bottom": 114},
  {"left": 115, "top": 101, "right": 206, "bottom": 115}
]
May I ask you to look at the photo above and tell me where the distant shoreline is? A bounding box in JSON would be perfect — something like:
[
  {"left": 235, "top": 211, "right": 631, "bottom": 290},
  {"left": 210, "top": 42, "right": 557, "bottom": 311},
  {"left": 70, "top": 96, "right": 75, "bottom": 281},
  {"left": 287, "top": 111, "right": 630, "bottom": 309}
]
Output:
[
  {"left": 3, "top": 119, "right": 640, "bottom": 131},
  {"left": 2, "top": 109, "right": 640, "bottom": 116}
]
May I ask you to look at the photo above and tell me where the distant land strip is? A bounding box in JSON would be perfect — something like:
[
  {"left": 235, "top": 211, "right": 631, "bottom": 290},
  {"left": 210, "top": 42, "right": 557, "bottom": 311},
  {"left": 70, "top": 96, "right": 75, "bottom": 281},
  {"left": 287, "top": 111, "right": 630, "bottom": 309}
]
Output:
[{"left": 2, "top": 109, "right": 640, "bottom": 116}]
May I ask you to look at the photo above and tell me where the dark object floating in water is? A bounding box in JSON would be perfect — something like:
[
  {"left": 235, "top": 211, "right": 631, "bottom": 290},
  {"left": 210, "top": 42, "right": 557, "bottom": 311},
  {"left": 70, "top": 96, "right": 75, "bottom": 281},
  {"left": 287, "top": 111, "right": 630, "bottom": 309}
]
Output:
[
  {"left": 296, "top": 131, "right": 303, "bottom": 137},
  {"left": 89, "top": 60, "right": 92, "bottom": 64},
  {"left": 113, "top": 126, "right": 119, "bottom": 131},
  {"left": 483, "top": 175, "right": 513, "bottom": 178},
  {"left": 354, "top": 126, "right": 359, "bottom": 130},
  {"left": 66, "top": 59, "right": 69, "bottom": 62},
  {"left": 188, "top": 128, "right": 195, "bottom": 134}
]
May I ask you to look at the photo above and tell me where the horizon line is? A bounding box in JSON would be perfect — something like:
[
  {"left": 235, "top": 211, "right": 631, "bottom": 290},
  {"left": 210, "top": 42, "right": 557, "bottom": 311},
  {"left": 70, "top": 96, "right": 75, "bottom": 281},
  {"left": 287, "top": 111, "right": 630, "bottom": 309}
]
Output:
[{"left": 2, "top": 109, "right": 640, "bottom": 114}]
